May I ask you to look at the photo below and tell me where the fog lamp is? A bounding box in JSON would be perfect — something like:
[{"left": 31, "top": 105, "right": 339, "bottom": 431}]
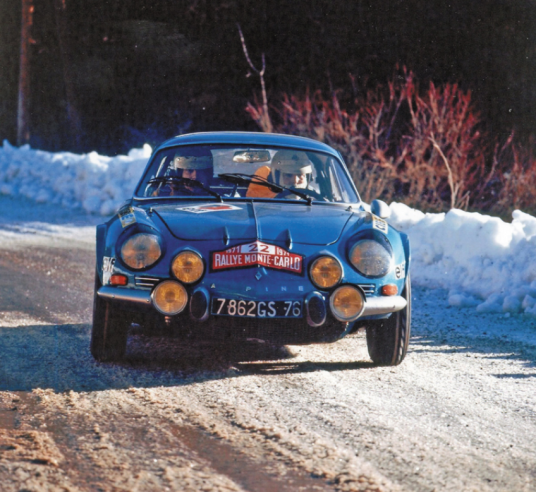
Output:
[
  {"left": 152, "top": 280, "right": 188, "bottom": 315},
  {"left": 310, "top": 256, "right": 342, "bottom": 289},
  {"left": 329, "top": 285, "right": 365, "bottom": 322},
  {"left": 172, "top": 251, "right": 204, "bottom": 284}
]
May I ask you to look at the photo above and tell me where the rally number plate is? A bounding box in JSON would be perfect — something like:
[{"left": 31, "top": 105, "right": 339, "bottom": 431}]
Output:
[{"left": 211, "top": 298, "right": 302, "bottom": 318}]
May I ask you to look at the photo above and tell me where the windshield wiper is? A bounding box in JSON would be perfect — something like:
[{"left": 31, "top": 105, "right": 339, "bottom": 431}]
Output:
[
  {"left": 218, "top": 173, "right": 282, "bottom": 192},
  {"left": 218, "top": 173, "right": 313, "bottom": 205},
  {"left": 148, "top": 176, "right": 223, "bottom": 202}
]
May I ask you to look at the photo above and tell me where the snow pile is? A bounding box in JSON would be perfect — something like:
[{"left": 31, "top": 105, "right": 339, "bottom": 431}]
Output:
[
  {"left": 390, "top": 203, "right": 536, "bottom": 316},
  {"left": 0, "top": 141, "right": 152, "bottom": 216},
  {"left": 2, "top": 141, "right": 536, "bottom": 316}
]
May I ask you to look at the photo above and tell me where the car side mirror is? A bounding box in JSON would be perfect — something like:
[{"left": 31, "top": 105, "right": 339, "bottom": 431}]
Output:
[{"left": 371, "top": 199, "right": 391, "bottom": 219}]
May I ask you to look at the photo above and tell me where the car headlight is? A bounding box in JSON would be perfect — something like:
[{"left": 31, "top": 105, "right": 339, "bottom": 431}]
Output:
[
  {"left": 330, "top": 285, "right": 365, "bottom": 321},
  {"left": 310, "top": 256, "right": 342, "bottom": 289},
  {"left": 349, "top": 239, "right": 392, "bottom": 277},
  {"left": 171, "top": 251, "right": 204, "bottom": 284},
  {"left": 121, "top": 233, "right": 162, "bottom": 270},
  {"left": 152, "top": 280, "right": 188, "bottom": 315}
]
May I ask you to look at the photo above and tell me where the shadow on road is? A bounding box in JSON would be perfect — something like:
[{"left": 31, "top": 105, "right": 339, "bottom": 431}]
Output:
[
  {"left": 3, "top": 310, "right": 535, "bottom": 394},
  {"left": 409, "top": 334, "right": 536, "bottom": 378},
  {"left": 0, "top": 323, "right": 375, "bottom": 393}
]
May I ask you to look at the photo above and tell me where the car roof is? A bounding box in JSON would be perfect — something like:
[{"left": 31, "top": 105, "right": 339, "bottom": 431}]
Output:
[{"left": 156, "top": 131, "right": 340, "bottom": 157}]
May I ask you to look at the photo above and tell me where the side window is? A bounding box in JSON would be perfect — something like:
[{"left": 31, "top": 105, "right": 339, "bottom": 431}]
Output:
[
  {"left": 308, "top": 164, "right": 321, "bottom": 194},
  {"left": 330, "top": 158, "right": 358, "bottom": 202},
  {"left": 329, "top": 164, "right": 343, "bottom": 202},
  {"left": 156, "top": 155, "right": 171, "bottom": 177},
  {"left": 138, "top": 150, "right": 174, "bottom": 196}
]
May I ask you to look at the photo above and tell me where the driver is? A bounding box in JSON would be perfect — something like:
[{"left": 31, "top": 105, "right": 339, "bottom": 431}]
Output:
[
  {"left": 153, "top": 147, "right": 213, "bottom": 196},
  {"left": 173, "top": 147, "right": 213, "bottom": 185}
]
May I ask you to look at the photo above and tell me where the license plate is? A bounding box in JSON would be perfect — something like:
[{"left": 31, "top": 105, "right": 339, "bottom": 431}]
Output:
[{"left": 211, "top": 298, "right": 302, "bottom": 318}]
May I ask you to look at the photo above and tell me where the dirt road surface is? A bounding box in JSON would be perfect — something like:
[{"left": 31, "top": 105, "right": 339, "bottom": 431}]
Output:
[{"left": 1, "top": 227, "right": 535, "bottom": 491}]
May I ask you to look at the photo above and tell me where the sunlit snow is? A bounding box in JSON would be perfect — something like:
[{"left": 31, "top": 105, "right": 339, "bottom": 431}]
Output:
[{"left": 1, "top": 140, "right": 535, "bottom": 316}]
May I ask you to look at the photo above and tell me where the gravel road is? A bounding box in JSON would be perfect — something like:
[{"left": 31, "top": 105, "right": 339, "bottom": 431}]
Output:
[{"left": 1, "top": 228, "right": 535, "bottom": 491}]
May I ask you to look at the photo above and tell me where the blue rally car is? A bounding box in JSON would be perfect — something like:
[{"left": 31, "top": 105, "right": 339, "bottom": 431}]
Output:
[{"left": 91, "top": 132, "right": 411, "bottom": 365}]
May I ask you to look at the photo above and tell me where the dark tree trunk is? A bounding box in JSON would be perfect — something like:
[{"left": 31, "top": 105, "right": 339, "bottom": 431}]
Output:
[
  {"left": 17, "top": 0, "right": 33, "bottom": 146},
  {"left": 54, "top": 0, "right": 82, "bottom": 147}
]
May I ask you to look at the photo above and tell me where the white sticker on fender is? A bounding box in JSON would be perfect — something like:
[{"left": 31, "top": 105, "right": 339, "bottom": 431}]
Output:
[
  {"left": 177, "top": 204, "right": 242, "bottom": 214},
  {"left": 103, "top": 256, "right": 115, "bottom": 285},
  {"left": 395, "top": 261, "right": 406, "bottom": 279}
]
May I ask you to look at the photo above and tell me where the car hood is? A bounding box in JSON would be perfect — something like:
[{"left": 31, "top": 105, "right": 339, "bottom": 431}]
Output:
[{"left": 151, "top": 201, "right": 354, "bottom": 246}]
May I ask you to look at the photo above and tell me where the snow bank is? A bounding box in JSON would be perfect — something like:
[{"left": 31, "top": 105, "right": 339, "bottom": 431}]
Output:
[
  {"left": 390, "top": 203, "right": 536, "bottom": 316},
  {"left": 0, "top": 141, "right": 151, "bottom": 216},
  {"left": 2, "top": 141, "right": 536, "bottom": 316}
]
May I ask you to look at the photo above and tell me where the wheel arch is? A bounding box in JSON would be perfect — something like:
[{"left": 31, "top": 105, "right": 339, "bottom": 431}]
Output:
[
  {"left": 96, "top": 224, "right": 107, "bottom": 281},
  {"left": 400, "top": 232, "right": 411, "bottom": 276}
]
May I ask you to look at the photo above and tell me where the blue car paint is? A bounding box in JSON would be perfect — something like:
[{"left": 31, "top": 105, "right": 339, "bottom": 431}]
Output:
[
  {"left": 95, "top": 132, "right": 410, "bottom": 341},
  {"left": 98, "top": 205, "right": 408, "bottom": 315}
]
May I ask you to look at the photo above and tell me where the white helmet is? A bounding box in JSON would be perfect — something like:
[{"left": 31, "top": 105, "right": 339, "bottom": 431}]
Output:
[
  {"left": 271, "top": 150, "right": 312, "bottom": 187},
  {"left": 173, "top": 148, "right": 213, "bottom": 171}
]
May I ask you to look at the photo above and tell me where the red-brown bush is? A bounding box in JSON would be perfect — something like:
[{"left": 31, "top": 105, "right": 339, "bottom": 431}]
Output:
[{"left": 246, "top": 70, "right": 535, "bottom": 217}]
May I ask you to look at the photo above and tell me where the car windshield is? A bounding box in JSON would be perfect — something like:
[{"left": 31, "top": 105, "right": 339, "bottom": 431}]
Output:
[{"left": 136, "top": 144, "right": 359, "bottom": 204}]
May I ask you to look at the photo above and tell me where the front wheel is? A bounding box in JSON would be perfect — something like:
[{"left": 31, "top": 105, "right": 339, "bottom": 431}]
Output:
[
  {"left": 366, "top": 275, "right": 411, "bottom": 366},
  {"left": 90, "top": 273, "right": 129, "bottom": 362}
]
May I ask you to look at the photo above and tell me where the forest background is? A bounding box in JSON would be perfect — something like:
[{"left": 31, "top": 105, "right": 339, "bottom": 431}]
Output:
[{"left": 1, "top": 0, "right": 535, "bottom": 216}]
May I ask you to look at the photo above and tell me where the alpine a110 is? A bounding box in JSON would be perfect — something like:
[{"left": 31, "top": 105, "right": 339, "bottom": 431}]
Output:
[{"left": 92, "top": 132, "right": 411, "bottom": 365}]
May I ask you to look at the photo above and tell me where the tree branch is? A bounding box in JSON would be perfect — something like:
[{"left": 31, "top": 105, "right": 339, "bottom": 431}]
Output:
[
  {"left": 237, "top": 23, "right": 272, "bottom": 133},
  {"left": 430, "top": 134, "right": 459, "bottom": 209}
]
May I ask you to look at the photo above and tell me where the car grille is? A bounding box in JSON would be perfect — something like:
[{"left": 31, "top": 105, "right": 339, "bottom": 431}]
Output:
[
  {"left": 134, "top": 276, "right": 160, "bottom": 289},
  {"left": 358, "top": 284, "right": 375, "bottom": 296}
]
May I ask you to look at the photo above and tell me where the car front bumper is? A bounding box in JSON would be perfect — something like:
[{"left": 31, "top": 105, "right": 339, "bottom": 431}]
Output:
[{"left": 97, "top": 285, "right": 407, "bottom": 323}]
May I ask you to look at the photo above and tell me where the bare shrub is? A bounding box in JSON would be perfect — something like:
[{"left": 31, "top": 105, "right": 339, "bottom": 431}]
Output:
[
  {"left": 488, "top": 136, "right": 536, "bottom": 217},
  {"left": 248, "top": 70, "right": 494, "bottom": 212},
  {"left": 403, "top": 77, "right": 492, "bottom": 211},
  {"left": 274, "top": 86, "right": 406, "bottom": 205}
]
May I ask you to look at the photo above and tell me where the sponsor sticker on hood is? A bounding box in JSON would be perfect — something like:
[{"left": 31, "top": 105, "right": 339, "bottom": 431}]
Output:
[
  {"left": 177, "top": 204, "right": 242, "bottom": 214},
  {"left": 212, "top": 241, "right": 303, "bottom": 274},
  {"left": 118, "top": 206, "right": 136, "bottom": 228},
  {"left": 372, "top": 215, "right": 388, "bottom": 233}
]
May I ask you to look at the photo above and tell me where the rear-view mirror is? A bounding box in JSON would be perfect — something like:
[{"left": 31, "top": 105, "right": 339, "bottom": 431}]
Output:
[
  {"left": 371, "top": 199, "right": 391, "bottom": 219},
  {"left": 233, "top": 150, "right": 271, "bottom": 163}
]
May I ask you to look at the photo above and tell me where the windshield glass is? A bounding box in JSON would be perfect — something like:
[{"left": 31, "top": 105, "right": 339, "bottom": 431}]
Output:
[{"left": 136, "top": 144, "right": 359, "bottom": 204}]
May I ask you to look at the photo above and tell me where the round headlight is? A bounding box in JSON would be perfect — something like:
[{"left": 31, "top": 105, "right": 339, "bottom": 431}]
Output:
[
  {"left": 152, "top": 280, "right": 188, "bottom": 315},
  {"left": 121, "top": 233, "right": 162, "bottom": 270},
  {"left": 349, "top": 239, "right": 392, "bottom": 277},
  {"left": 330, "top": 285, "right": 365, "bottom": 322},
  {"left": 171, "top": 251, "right": 204, "bottom": 283},
  {"left": 310, "top": 256, "right": 342, "bottom": 289}
]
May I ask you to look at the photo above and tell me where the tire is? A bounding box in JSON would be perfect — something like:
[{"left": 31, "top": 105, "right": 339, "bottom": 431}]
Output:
[
  {"left": 90, "top": 272, "right": 129, "bottom": 362},
  {"left": 366, "top": 275, "right": 411, "bottom": 366}
]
